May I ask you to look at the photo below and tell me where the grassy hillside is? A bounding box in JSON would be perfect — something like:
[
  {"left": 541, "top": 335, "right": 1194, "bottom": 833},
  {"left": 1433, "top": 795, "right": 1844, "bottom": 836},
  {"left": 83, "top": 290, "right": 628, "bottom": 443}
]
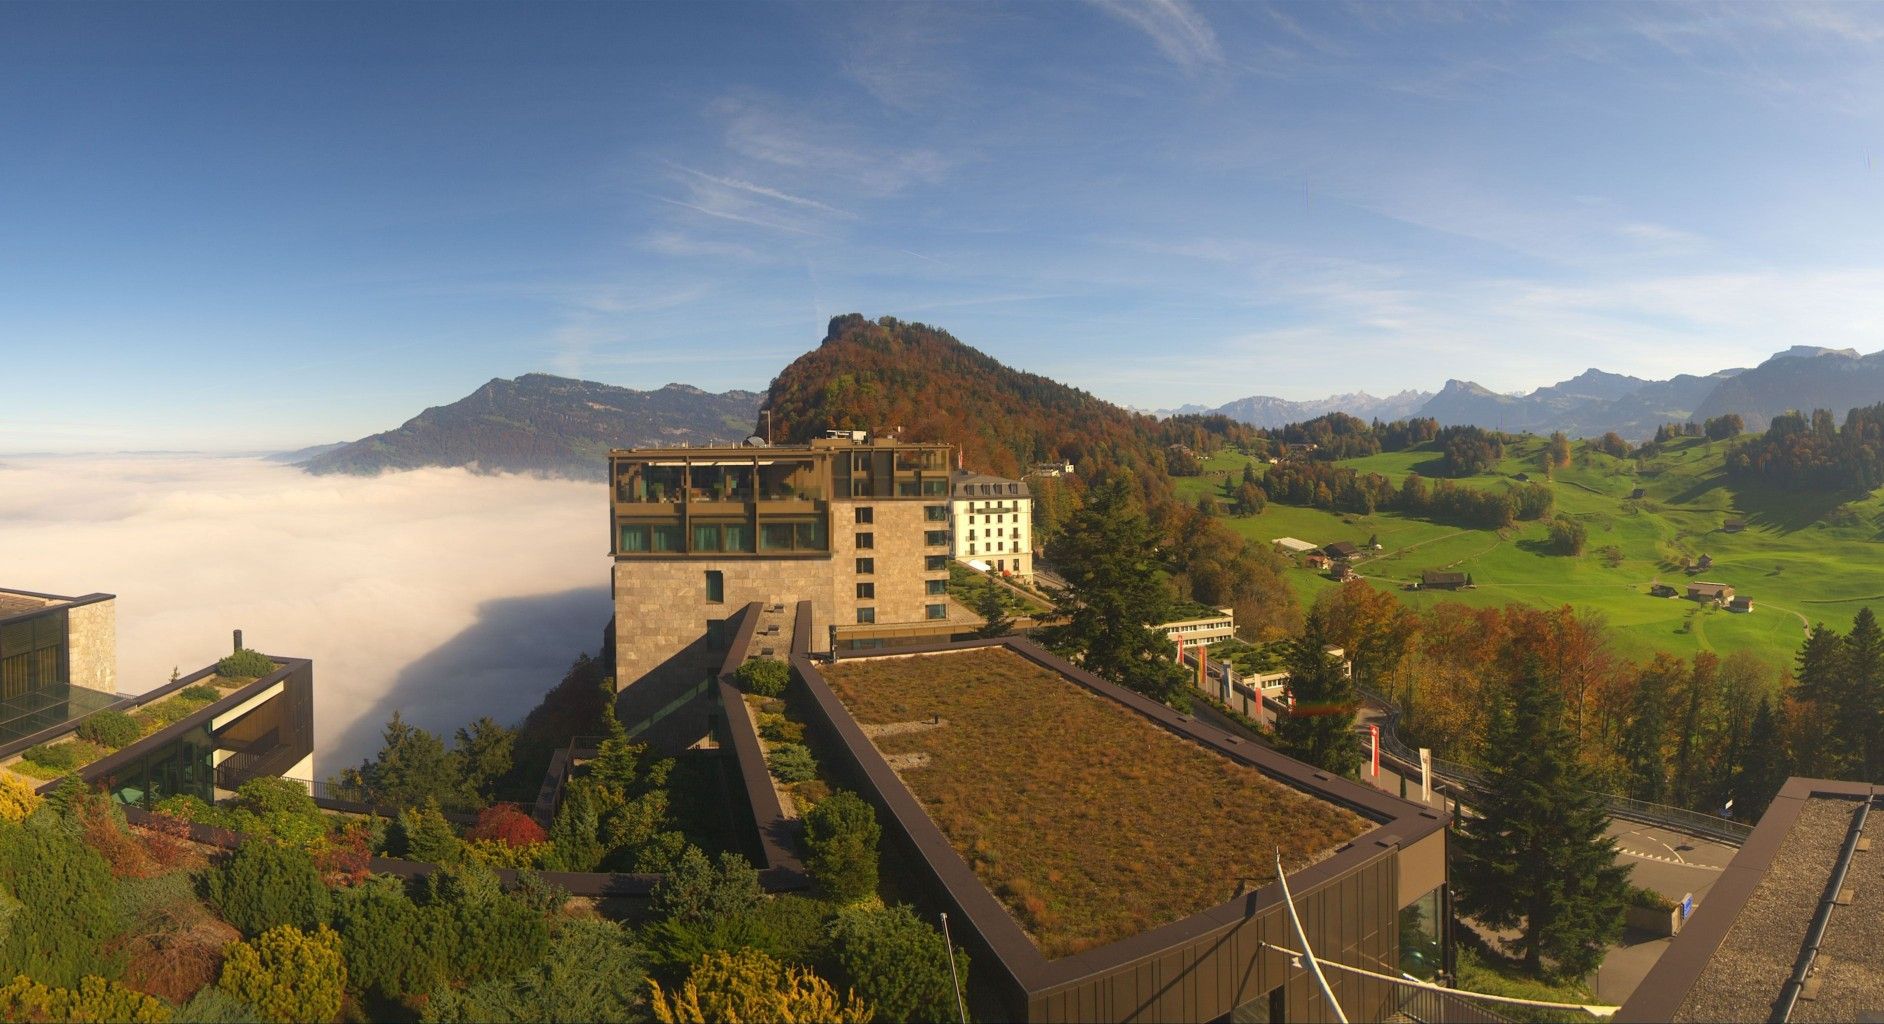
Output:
[{"left": 1182, "top": 434, "right": 1884, "bottom": 667}]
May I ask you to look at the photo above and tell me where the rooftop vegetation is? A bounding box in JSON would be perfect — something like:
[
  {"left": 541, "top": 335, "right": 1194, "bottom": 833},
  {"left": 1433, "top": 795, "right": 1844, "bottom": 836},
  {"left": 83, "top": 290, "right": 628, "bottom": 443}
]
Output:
[
  {"left": 822, "top": 646, "right": 1371, "bottom": 958},
  {"left": 6, "top": 675, "right": 252, "bottom": 782}
]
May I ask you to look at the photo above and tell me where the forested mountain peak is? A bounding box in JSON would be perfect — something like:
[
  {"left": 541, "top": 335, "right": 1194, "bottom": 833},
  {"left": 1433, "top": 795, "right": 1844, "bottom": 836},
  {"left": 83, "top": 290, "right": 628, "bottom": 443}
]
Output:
[{"left": 766, "top": 314, "right": 1169, "bottom": 484}]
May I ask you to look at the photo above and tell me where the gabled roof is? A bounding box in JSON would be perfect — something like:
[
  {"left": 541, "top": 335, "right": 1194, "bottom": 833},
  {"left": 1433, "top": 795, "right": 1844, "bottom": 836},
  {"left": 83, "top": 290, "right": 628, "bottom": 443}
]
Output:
[
  {"left": 952, "top": 470, "right": 1030, "bottom": 499},
  {"left": 1323, "top": 541, "right": 1361, "bottom": 559},
  {"left": 1422, "top": 570, "right": 1467, "bottom": 585}
]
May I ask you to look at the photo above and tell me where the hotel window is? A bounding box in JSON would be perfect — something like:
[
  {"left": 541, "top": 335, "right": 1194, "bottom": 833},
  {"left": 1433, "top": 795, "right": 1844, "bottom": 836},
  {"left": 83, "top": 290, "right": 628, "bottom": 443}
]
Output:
[
  {"left": 857, "top": 607, "right": 876, "bottom": 624},
  {"left": 926, "top": 579, "right": 947, "bottom": 595},
  {"left": 926, "top": 555, "right": 948, "bottom": 571},
  {"left": 651, "top": 524, "right": 684, "bottom": 552},
  {"left": 855, "top": 506, "right": 874, "bottom": 524},
  {"left": 617, "top": 523, "right": 649, "bottom": 553},
  {"left": 855, "top": 532, "right": 874, "bottom": 550},
  {"left": 692, "top": 523, "right": 721, "bottom": 552},
  {"left": 925, "top": 505, "right": 948, "bottom": 522},
  {"left": 856, "top": 557, "right": 874, "bottom": 574},
  {"left": 925, "top": 603, "right": 947, "bottom": 620},
  {"left": 856, "top": 582, "right": 875, "bottom": 599},
  {"left": 705, "top": 571, "right": 725, "bottom": 604},
  {"left": 925, "top": 530, "right": 950, "bottom": 546}
]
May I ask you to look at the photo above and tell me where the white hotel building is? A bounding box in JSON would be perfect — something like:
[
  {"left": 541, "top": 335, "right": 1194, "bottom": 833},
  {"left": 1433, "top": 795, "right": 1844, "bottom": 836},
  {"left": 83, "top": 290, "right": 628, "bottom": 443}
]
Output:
[{"left": 950, "top": 470, "right": 1033, "bottom": 582}]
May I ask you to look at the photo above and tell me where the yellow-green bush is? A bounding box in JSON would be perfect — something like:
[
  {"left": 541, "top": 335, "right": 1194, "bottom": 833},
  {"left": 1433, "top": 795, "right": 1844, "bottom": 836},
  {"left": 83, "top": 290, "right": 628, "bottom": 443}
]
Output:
[
  {"left": 218, "top": 924, "right": 346, "bottom": 1024},
  {"left": 0, "top": 974, "right": 171, "bottom": 1023},
  {"left": 649, "top": 947, "right": 872, "bottom": 1024},
  {"left": 463, "top": 838, "right": 547, "bottom": 870},
  {"left": 0, "top": 773, "right": 40, "bottom": 824}
]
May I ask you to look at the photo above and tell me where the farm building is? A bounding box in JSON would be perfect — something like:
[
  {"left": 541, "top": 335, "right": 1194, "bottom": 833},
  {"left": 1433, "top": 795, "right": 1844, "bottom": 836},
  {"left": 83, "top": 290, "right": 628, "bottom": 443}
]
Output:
[
  {"left": 1273, "top": 537, "right": 1319, "bottom": 555},
  {"left": 1305, "top": 553, "right": 1331, "bottom": 570},
  {"left": 1729, "top": 595, "right": 1753, "bottom": 613},
  {"left": 1724, "top": 517, "right": 1748, "bottom": 533},
  {"left": 1688, "top": 582, "right": 1734, "bottom": 604},
  {"left": 1629, "top": 487, "right": 1646, "bottom": 499},
  {"left": 1322, "top": 540, "right": 1362, "bottom": 561},
  {"left": 1421, "top": 570, "right": 1468, "bottom": 590},
  {"left": 1649, "top": 583, "right": 1680, "bottom": 598},
  {"left": 1695, "top": 554, "right": 1713, "bottom": 572}
]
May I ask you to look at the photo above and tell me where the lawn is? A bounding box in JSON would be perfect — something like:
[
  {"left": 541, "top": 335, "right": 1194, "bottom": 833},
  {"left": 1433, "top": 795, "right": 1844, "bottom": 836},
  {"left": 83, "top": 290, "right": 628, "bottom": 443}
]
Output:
[
  {"left": 1180, "top": 437, "right": 1884, "bottom": 669},
  {"left": 821, "top": 647, "right": 1371, "bottom": 958}
]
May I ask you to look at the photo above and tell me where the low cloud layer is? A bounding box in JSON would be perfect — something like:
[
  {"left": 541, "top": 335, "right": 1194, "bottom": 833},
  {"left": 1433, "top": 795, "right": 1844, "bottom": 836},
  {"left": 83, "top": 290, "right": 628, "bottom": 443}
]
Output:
[{"left": 0, "top": 455, "right": 610, "bottom": 777}]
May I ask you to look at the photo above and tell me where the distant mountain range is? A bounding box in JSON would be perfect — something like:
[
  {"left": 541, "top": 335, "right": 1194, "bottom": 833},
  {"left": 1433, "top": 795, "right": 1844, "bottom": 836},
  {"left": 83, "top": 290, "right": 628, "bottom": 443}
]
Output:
[
  {"left": 1192, "top": 345, "right": 1884, "bottom": 438},
  {"left": 288, "top": 331, "right": 1884, "bottom": 482},
  {"left": 299, "top": 374, "right": 762, "bottom": 480}
]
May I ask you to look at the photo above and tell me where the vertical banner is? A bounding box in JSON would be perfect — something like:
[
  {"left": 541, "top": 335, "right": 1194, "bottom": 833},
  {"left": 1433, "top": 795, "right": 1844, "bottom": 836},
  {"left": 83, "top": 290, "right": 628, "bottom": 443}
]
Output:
[
  {"left": 1198, "top": 645, "right": 1207, "bottom": 689},
  {"left": 1419, "top": 747, "right": 1432, "bottom": 803},
  {"left": 1369, "top": 724, "right": 1380, "bottom": 778}
]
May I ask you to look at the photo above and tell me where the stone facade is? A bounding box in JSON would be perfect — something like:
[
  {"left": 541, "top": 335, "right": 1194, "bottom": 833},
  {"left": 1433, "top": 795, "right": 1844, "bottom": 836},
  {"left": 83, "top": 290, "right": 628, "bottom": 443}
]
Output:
[
  {"left": 64, "top": 598, "right": 116, "bottom": 694},
  {"left": 833, "top": 500, "right": 952, "bottom": 628},
  {"left": 613, "top": 556, "right": 837, "bottom": 693}
]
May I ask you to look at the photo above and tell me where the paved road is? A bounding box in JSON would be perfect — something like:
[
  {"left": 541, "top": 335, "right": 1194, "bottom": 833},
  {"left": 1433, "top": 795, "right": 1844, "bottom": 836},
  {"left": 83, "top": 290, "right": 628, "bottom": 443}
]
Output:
[{"left": 1353, "top": 758, "right": 1739, "bottom": 1008}]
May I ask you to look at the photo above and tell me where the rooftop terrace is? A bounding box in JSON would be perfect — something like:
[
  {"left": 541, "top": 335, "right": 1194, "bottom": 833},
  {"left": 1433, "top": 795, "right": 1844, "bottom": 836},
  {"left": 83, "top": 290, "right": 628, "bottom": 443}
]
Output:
[{"left": 821, "top": 646, "right": 1371, "bottom": 958}]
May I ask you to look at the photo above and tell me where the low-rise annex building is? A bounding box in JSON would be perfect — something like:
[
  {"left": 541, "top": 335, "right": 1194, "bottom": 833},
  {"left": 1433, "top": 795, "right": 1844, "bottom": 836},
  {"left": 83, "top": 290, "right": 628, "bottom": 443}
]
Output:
[{"left": 0, "top": 586, "right": 118, "bottom": 744}]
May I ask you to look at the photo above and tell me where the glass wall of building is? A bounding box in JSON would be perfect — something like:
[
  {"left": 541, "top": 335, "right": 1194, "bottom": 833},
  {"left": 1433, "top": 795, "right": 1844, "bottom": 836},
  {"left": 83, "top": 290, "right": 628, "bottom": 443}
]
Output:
[
  {"left": 1397, "top": 885, "right": 1445, "bottom": 981},
  {"left": 108, "top": 723, "right": 214, "bottom": 807},
  {"left": 0, "top": 609, "right": 114, "bottom": 745}
]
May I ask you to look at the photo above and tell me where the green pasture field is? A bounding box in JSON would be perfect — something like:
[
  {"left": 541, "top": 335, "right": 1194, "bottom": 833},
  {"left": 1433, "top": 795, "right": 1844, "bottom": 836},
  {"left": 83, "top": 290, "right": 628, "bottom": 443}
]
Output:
[{"left": 1183, "top": 435, "right": 1884, "bottom": 668}]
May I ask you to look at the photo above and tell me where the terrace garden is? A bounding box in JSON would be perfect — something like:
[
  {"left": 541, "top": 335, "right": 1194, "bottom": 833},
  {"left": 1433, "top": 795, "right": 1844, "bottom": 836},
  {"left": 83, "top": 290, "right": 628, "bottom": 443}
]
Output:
[
  {"left": 821, "top": 646, "right": 1371, "bottom": 958},
  {"left": 4, "top": 652, "right": 278, "bottom": 783},
  {"left": 946, "top": 562, "right": 1051, "bottom": 620}
]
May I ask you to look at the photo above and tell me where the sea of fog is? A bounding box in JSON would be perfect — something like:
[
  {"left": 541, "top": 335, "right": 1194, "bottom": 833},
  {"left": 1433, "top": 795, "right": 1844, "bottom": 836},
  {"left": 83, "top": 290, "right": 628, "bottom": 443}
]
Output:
[{"left": 0, "top": 454, "right": 611, "bottom": 777}]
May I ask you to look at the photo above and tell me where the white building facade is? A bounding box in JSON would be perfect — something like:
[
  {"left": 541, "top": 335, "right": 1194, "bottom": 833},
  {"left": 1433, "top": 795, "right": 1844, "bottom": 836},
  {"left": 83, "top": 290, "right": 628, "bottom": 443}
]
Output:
[{"left": 951, "top": 470, "right": 1033, "bottom": 581}]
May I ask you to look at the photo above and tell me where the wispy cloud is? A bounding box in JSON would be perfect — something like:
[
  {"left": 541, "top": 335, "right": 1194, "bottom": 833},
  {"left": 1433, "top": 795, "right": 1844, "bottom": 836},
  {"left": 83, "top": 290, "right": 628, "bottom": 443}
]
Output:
[
  {"left": 669, "top": 164, "right": 854, "bottom": 219},
  {"left": 1089, "top": 0, "right": 1224, "bottom": 71}
]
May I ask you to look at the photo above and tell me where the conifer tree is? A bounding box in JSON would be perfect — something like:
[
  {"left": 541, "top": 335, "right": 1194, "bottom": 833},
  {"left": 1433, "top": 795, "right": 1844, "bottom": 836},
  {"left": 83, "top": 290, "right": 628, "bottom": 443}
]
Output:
[
  {"left": 1620, "top": 655, "right": 1680, "bottom": 804},
  {"left": 1274, "top": 612, "right": 1360, "bottom": 776},
  {"left": 1456, "top": 656, "right": 1628, "bottom": 978},
  {"left": 1846, "top": 607, "right": 1884, "bottom": 778},
  {"left": 1041, "top": 478, "right": 1187, "bottom": 705},
  {"left": 1797, "top": 623, "right": 1859, "bottom": 777},
  {"left": 1732, "top": 696, "right": 1792, "bottom": 819}
]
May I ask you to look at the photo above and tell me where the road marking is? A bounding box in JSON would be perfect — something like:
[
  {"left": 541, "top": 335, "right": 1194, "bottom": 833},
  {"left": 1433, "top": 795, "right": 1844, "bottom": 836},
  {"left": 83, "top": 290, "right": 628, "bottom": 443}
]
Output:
[{"left": 1618, "top": 847, "right": 1724, "bottom": 871}]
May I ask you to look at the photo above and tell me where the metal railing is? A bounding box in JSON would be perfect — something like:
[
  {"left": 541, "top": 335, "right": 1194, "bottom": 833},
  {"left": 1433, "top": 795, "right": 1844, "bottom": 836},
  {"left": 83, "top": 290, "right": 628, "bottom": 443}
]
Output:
[{"left": 1356, "top": 685, "right": 1751, "bottom": 845}]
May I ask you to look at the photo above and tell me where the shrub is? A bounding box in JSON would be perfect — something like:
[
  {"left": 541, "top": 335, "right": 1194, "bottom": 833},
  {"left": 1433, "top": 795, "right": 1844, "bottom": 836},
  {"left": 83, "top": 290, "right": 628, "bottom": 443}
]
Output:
[
  {"left": 735, "top": 659, "right": 790, "bottom": 697},
  {"left": 180, "top": 685, "right": 221, "bottom": 702},
  {"left": 744, "top": 894, "right": 835, "bottom": 967},
  {"left": 333, "top": 875, "right": 444, "bottom": 1000},
  {"left": 828, "top": 903, "right": 969, "bottom": 1023},
  {"left": 1627, "top": 885, "right": 1678, "bottom": 912},
  {"left": 465, "top": 838, "right": 548, "bottom": 870},
  {"left": 510, "top": 870, "right": 571, "bottom": 917},
  {"left": 0, "top": 773, "right": 41, "bottom": 824},
  {"left": 76, "top": 793, "right": 157, "bottom": 879},
  {"left": 216, "top": 649, "right": 275, "bottom": 680},
  {"left": 756, "top": 713, "right": 805, "bottom": 744},
  {"left": 0, "top": 974, "right": 172, "bottom": 1023},
  {"left": 1547, "top": 515, "right": 1587, "bottom": 556},
  {"left": 311, "top": 823, "right": 373, "bottom": 887},
  {"left": 391, "top": 801, "right": 463, "bottom": 864},
  {"left": 207, "top": 839, "right": 332, "bottom": 937},
  {"left": 650, "top": 847, "right": 763, "bottom": 925},
  {"left": 420, "top": 917, "right": 647, "bottom": 1024},
  {"left": 218, "top": 925, "right": 345, "bottom": 1024},
  {"left": 78, "top": 710, "right": 143, "bottom": 749},
  {"left": 466, "top": 803, "right": 548, "bottom": 848},
  {"left": 649, "top": 948, "right": 871, "bottom": 1024},
  {"left": 0, "top": 811, "right": 123, "bottom": 987},
  {"left": 21, "top": 742, "right": 82, "bottom": 771},
  {"left": 804, "top": 791, "right": 880, "bottom": 903},
  {"left": 766, "top": 743, "right": 817, "bottom": 783},
  {"left": 424, "top": 860, "right": 550, "bottom": 986},
  {"left": 174, "top": 987, "right": 260, "bottom": 1024},
  {"left": 237, "top": 776, "right": 318, "bottom": 817}
]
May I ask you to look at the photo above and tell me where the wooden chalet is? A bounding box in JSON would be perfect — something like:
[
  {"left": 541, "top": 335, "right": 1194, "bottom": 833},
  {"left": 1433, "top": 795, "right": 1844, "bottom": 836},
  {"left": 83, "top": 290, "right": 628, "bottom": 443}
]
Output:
[
  {"left": 1729, "top": 595, "right": 1754, "bottom": 613},
  {"left": 1421, "top": 570, "right": 1468, "bottom": 591},
  {"left": 1649, "top": 583, "right": 1680, "bottom": 598},
  {"left": 1687, "top": 582, "right": 1734, "bottom": 604},
  {"left": 1322, "top": 541, "right": 1362, "bottom": 562}
]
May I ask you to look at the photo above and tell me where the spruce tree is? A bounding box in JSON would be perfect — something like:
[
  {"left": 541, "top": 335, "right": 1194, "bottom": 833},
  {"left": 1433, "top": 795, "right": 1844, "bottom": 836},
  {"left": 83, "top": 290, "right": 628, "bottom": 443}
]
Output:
[
  {"left": 1041, "top": 478, "right": 1186, "bottom": 705},
  {"left": 1797, "top": 622, "right": 1859, "bottom": 777},
  {"left": 1732, "top": 696, "right": 1792, "bottom": 819},
  {"left": 1619, "top": 656, "right": 1679, "bottom": 804},
  {"left": 1456, "top": 656, "right": 1628, "bottom": 978},
  {"left": 1846, "top": 607, "right": 1884, "bottom": 779},
  {"left": 1274, "top": 611, "right": 1360, "bottom": 776}
]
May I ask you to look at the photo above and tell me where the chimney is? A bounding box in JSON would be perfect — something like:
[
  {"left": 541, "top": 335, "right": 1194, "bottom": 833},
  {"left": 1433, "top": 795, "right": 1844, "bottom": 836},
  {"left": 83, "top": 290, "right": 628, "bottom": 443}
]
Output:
[{"left": 233, "top": 629, "right": 243, "bottom": 653}]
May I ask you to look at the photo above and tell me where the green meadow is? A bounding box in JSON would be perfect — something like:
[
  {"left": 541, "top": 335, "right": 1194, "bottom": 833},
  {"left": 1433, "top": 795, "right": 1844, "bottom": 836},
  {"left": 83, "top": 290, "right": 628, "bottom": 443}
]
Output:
[{"left": 1180, "top": 435, "right": 1884, "bottom": 668}]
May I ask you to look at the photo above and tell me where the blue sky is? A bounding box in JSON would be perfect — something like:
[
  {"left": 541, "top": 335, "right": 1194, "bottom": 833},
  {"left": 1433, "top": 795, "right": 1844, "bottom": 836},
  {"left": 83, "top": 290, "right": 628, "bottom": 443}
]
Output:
[{"left": 4, "top": 1, "right": 1883, "bottom": 451}]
